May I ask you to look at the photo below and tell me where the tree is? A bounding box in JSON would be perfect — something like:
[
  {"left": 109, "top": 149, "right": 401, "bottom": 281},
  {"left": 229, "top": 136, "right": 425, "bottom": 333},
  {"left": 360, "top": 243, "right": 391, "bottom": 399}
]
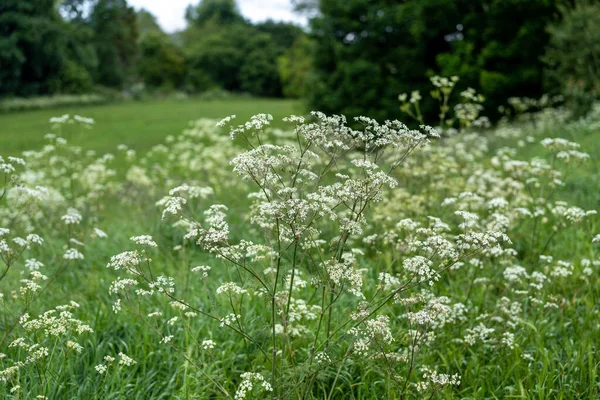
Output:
[
  {"left": 543, "top": 0, "right": 600, "bottom": 115},
  {"left": 181, "top": 0, "right": 247, "bottom": 91},
  {"left": 0, "top": 0, "right": 67, "bottom": 96},
  {"left": 184, "top": 0, "right": 245, "bottom": 27},
  {"left": 183, "top": 23, "right": 245, "bottom": 91},
  {"left": 309, "top": 0, "right": 434, "bottom": 121},
  {"left": 138, "top": 32, "right": 186, "bottom": 89},
  {"left": 291, "top": 0, "right": 319, "bottom": 17},
  {"left": 181, "top": 2, "right": 297, "bottom": 97},
  {"left": 89, "top": 0, "right": 138, "bottom": 88},
  {"left": 255, "top": 20, "right": 304, "bottom": 51},
  {"left": 135, "top": 9, "right": 185, "bottom": 89},
  {"left": 60, "top": 0, "right": 97, "bottom": 22},
  {"left": 239, "top": 32, "right": 283, "bottom": 97},
  {"left": 434, "top": 0, "right": 559, "bottom": 117},
  {"left": 136, "top": 8, "right": 163, "bottom": 37},
  {"left": 308, "top": 0, "right": 566, "bottom": 121},
  {"left": 278, "top": 35, "right": 313, "bottom": 98},
  {"left": 59, "top": 0, "right": 98, "bottom": 93}
]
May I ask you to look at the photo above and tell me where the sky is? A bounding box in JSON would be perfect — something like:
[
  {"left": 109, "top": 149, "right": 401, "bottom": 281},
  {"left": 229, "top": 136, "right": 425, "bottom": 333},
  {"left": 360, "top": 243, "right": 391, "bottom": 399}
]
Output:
[{"left": 127, "top": 0, "right": 306, "bottom": 32}]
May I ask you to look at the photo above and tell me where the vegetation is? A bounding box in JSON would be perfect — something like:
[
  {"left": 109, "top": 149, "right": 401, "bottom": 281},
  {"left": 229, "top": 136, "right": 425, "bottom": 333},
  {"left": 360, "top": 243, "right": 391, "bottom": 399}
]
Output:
[
  {"left": 544, "top": 0, "right": 600, "bottom": 116},
  {"left": 2, "top": 0, "right": 600, "bottom": 398},
  {"left": 0, "top": 97, "right": 300, "bottom": 155},
  {"left": 0, "top": 0, "right": 73, "bottom": 96},
  {"left": 0, "top": 0, "right": 306, "bottom": 100},
  {"left": 0, "top": 94, "right": 111, "bottom": 113},
  {"left": 1, "top": 87, "right": 599, "bottom": 398},
  {"left": 277, "top": 35, "right": 314, "bottom": 99},
  {"left": 180, "top": 1, "right": 303, "bottom": 97},
  {"left": 3, "top": 0, "right": 600, "bottom": 122},
  {"left": 307, "top": 0, "right": 577, "bottom": 121}
]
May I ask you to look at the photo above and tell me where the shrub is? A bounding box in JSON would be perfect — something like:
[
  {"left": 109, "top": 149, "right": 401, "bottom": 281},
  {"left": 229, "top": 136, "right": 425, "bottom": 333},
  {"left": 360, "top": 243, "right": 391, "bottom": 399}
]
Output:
[{"left": 543, "top": 0, "right": 600, "bottom": 116}]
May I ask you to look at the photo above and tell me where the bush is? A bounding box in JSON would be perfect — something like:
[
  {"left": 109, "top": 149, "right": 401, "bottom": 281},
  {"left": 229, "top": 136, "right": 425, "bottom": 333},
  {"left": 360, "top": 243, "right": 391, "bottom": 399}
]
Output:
[
  {"left": 277, "top": 36, "right": 314, "bottom": 99},
  {"left": 543, "top": 0, "right": 600, "bottom": 116},
  {"left": 137, "top": 32, "right": 186, "bottom": 90},
  {"left": 309, "top": 0, "right": 559, "bottom": 122}
]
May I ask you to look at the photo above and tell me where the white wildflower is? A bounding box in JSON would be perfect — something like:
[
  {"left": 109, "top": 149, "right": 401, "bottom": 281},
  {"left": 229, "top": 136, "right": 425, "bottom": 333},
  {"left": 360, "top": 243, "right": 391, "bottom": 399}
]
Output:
[
  {"left": 63, "top": 248, "right": 84, "bottom": 260},
  {"left": 202, "top": 340, "right": 215, "bottom": 350},
  {"left": 118, "top": 352, "right": 136, "bottom": 366},
  {"left": 130, "top": 235, "right": 158, "bottom": 247},
  {"left": 61, "top": 208, "right": 82, "bottom": 225}
]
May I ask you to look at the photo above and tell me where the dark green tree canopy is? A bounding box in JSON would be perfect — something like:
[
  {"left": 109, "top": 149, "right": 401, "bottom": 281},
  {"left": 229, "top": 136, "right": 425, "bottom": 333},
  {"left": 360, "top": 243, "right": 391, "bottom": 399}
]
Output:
[
  {"left": 89, "top": 0, "right": 138, "bottom": 88},
  {"left": 180, "top": 1, "right": 305, "bottom": 97},
  {"left": 256, "top": 20, "right": 304, "bottom": 51},
  {"left": 435, "top": 0, "right": 558, "bottom": 116},
  {"left": 136, "top": 8, "right": 163, "bottom": 37},
  {"left": 138, "top": 32, "right": 186, "bottom": 89},
  {"left": 184, "top": 0, "right": 245, "bottom": 27},
  {"left": 309, "top": 0, "right": 434, "bottom": 121},
  {"left": 3, "top": 0, "right": 583, "bottom": 111},
  {"left": 543, "top": 0, "right": 600, "bottom": 115},
  {"left": 308, "top": 0, "right": 569, "bottom": 121},
  {"left": 0, "top": 0, "right": 68, "bottom": 96}
]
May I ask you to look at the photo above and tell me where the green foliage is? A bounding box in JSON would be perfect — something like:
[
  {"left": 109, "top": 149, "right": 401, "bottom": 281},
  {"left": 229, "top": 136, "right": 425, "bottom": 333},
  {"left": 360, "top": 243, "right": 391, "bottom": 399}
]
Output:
[
  {"left": 0, "top": 0, "right": 302, "bottom": 100},
  {"left": 184, "top": 0, "right": 245, "bottom": 27},
  {"left": 181, "top": 4, "right": 303, "bottom": 97},
  {"left": 309, "top": 0, "right": 439, "bottom": 121},
  {"left": 278, "top": 36, "right": 314, "bottom": 98},
  {"left": 543, "top": 1, "right": 600, "bottom": 116},
  {"left": 309, "top": 0, "right": 565, "bottom": 121},
  {"left": 182, "top": 23, "right": 245, "bottom": 92},
  {"left": 136, "top": 8, "right": 163, "bottom": 37},
  {"left": 53, "top": 59, "right": 95, "bottom": 94},
  {"left": 435, "top": 0, "right": 558, "bottom": 118},
  {"left": 89, "top": 0, "right": 139, "bottom": 88},
  {"left": 291, "top": 0, "right": 319, "bottom": 15},
  {"left": 6, "top": 0, "right": 590, "bottom": 112},
  {"left": 256, "top": 20, "right": 304, "bottom": 51},
  {"left": 0, "top": 0, "right": 68, "bottom": 96},
  {"left": 60, "top": 14, "right": 98, "bottom": 94},
  {"left": 138, "top": 32, "right": 186, "bottom": 90},
  {"left": 239, "top": 33, "right": 284, "bottom": 97}
]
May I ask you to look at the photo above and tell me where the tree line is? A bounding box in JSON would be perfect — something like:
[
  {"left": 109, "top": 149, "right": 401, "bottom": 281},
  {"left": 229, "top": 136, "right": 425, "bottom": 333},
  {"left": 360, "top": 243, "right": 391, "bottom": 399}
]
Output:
[
  {"left": 0, "top": 0, "right": 306, "bottom": 98},
  {"left": 302, "top": 0, "right": 600, "bottom": 120},
  {"left": 1, "top": 0, "right": 599, "bottom": 119}
]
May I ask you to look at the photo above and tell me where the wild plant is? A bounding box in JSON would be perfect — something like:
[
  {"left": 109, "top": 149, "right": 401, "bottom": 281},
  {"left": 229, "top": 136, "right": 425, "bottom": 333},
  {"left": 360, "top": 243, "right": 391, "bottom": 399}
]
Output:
[
  {"left": 399, "top": 76, "right": 488, "bottom": 131},
  {"left": 1, "top": 98, "right": 598, "bottom": 398},
  {"left": 0, "top": 117, "right": 137, "bottom": 398},
  {"left": 107, "top": 112, "right": 514, "bottom": 398},
  {"left": 372, "top": 104, "right": 599, "bottom": 391}
]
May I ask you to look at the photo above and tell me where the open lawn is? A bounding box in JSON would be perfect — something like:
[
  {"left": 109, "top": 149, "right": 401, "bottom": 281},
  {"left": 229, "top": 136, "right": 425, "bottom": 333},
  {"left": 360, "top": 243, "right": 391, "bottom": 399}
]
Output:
[{"left": 0, "top": 97, "right": 301, "bottom": 155}]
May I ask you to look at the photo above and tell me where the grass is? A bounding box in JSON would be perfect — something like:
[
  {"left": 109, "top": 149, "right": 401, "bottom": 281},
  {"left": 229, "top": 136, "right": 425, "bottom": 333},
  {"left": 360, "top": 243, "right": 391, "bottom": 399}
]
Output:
[
  {"left": 487, "top": 122, "right": 600, "bottom": 211},
  {"left": 1, "top": 100, "right": 599, "bottom": 399},
  {"left": 0, "top": 97, "right": 302, "bottom": 155}
]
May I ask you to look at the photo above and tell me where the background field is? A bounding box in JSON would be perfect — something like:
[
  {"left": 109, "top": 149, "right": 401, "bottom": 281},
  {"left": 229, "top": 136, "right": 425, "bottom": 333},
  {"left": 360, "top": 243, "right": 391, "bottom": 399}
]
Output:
[
  {"left": 0, "top": 98, "right": 300, "bottom": 155},
  {"left": 1, "top": 98, "right": 596, "bottom": 210}
]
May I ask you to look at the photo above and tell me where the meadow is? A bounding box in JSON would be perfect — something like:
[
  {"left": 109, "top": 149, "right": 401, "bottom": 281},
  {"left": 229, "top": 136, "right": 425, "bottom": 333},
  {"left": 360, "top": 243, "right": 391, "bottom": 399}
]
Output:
[
  {"left": 0, "top": 97, "right": 300, "bottom": 155},
  {"left": 0, "top": 93, "right": 599, "bottom": 399}
]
